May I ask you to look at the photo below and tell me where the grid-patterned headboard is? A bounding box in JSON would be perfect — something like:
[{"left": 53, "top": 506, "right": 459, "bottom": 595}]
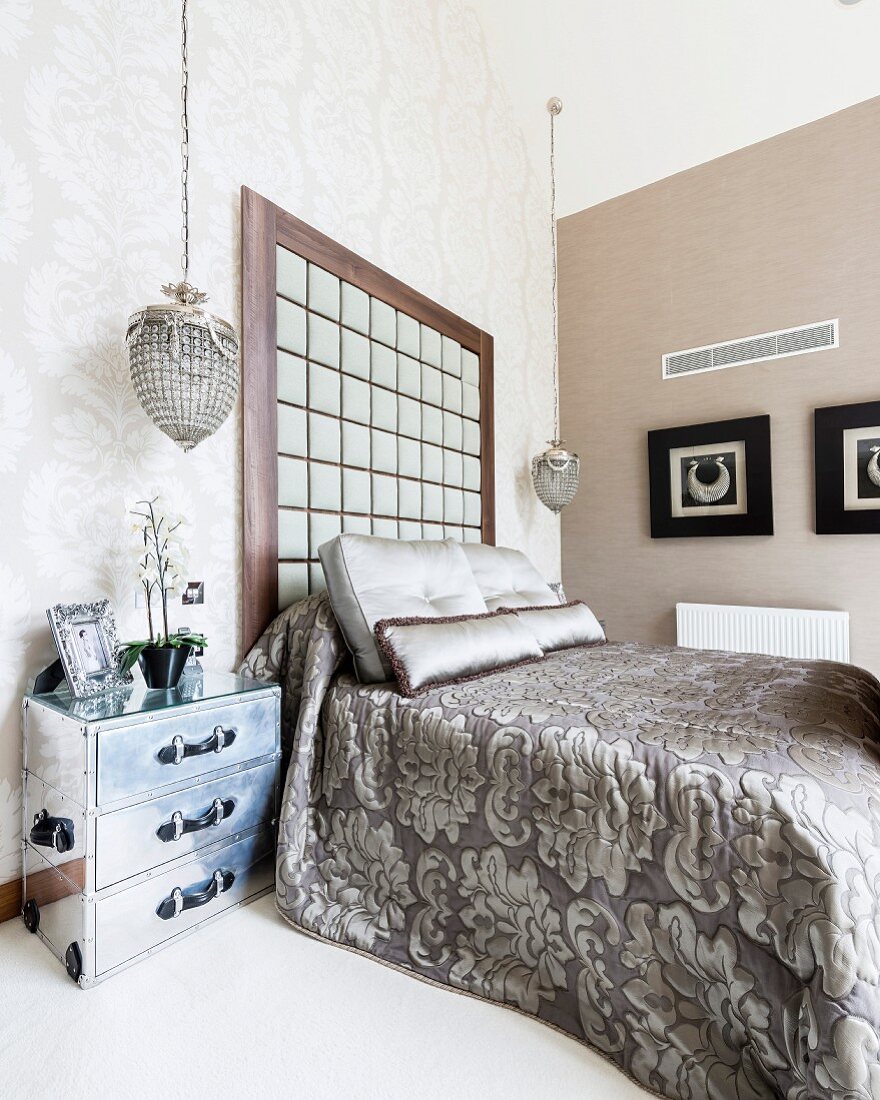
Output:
[{"left": 241, "top": 188, "right": 495, "bottom": 649}]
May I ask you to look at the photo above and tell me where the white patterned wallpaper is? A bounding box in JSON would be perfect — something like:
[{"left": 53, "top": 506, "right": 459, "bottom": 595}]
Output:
[{"left": 0, "top": 0, "right": 557, "bottom": 886}]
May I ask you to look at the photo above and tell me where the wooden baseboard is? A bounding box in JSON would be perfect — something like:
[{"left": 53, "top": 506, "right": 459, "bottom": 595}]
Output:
[
  {"left": 0, "top": 857, "right": 85, "bottom": 925},
  {"left": 0, "top": 876, "right": 22, "bottom": 924}
]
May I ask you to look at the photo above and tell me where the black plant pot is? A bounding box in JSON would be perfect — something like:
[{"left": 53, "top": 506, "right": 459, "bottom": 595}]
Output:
[{"left": 138, "top": 644, "right": 192, "bottom": 689}]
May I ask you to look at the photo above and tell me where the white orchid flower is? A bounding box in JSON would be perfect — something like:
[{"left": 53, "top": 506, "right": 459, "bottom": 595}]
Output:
[{"left": 124, "top": 493, "right": 193, "bottom": 646}]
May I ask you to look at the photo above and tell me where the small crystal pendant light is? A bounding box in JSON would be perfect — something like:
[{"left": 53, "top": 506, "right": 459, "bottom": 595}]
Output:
[
  {"left": 125, "top": 0, "right": 239, "bottom": 453},
  {"left": 531, "top": 97, "right": 580, "bottom": 514}
]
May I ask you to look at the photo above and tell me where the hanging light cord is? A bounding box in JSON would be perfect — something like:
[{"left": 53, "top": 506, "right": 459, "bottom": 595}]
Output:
[
  {"left": 180, "top": 0, "right": 190, "bottom": 284},
  {"left": 549, "top": 99, "right": 561, "bottom": 442},
  {"left": 159, "top": 0, "right": 206, "bottom": 306}
]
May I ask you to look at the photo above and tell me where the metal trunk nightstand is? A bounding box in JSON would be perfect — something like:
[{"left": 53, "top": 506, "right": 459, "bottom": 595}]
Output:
[{"left": 21, "top": 671, "right": 281, "bottom": 987}]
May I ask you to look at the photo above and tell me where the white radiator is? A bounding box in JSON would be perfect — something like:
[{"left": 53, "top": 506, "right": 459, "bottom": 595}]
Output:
[{"left": 676, "top": 602, "right": 850, "bottom": 663}]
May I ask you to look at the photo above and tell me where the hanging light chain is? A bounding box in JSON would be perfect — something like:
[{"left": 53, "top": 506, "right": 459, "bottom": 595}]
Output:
[
  {"left": 548, "top": 98, "right": 561, "bottom": 442},
  {"left": 125, "top": 0, "right": 240, "bottom": 455},
  {"left": 180, "top": 0, "right": 190, "bottom": 284},
  {"left": 529, "top": 97, "right": 580, "bottom": 514}
]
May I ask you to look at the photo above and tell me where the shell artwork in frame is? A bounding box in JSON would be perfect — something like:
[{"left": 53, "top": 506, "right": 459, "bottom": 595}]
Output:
[
  {"left": 686, "top": 456, "right": 731, "bottom": 505},
  {"left": 844, "top": 431, "right": 880, "bottom": 504},
  {"left": 648, "top": 415, "right": 773, "bottom": 538},
  {"left": 867, "top": 445, "right": 880, "bottom": 488},
  {"left": 816, "top": 404, "right": 880, "bottom": 533},
  {"left": 673, "top": 443, "right": 744, "bottom": 516}
]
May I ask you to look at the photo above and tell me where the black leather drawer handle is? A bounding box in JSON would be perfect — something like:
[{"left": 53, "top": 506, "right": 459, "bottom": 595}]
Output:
[
  {"left": 158, "top": 725, "right": 236, "bottom": 765},
  {"left": 157, "top": 868, "right": 234, "bottom": 920},
  {"left": 156, "top": 797, "right": 235, "bottom": 843},
  {"left": 30, "top": 809, "right": 75, "bottom": 854}
]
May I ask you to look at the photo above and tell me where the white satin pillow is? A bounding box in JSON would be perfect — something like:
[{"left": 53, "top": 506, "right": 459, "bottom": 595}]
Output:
[
  {"left": 514, "top": 602, "right": 606, "bottom": 652},
  {"left": 458, "top": 542, "right": 557, "bottom": 609},
  {"left": 374, "top": 610, "right": 543, "bottom": 697},
  {"left": 319, "top": 534, "right": 487, "bottom": 683}
]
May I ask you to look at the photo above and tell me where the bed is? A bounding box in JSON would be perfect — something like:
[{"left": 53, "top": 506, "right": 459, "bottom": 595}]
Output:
[
  {"left": 241, "top": 592, "right": 880, "bottom": 1099},
  {"left": 239, "top": 191, "right": 880, "bottom": 1099}
]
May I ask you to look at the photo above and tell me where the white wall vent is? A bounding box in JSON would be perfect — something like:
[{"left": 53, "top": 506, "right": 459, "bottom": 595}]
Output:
[{"left": 662, "top": 319, "right": 838, "bottom": 380}]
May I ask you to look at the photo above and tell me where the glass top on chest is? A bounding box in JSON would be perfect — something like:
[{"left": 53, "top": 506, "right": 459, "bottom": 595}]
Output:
[{"left": 26, "top": 671, "right": 275, "bottom": 723}]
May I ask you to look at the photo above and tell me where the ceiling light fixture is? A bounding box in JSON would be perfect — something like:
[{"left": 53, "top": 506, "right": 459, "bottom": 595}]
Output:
[
  {"left": 125, "top": 0, "right": 239, "bottom": 452},
  {"left": 531, "top": 97, "right": 580, "bottom": 514}
]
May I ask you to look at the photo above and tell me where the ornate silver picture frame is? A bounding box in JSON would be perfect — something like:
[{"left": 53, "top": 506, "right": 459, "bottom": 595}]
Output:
[{"left": 46, "top": 599, "right": 132, "bottom": 699}]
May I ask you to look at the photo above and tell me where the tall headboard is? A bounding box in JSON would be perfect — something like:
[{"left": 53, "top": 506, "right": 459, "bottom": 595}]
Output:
[{"left": 241, "top": 187, "right": 495, "bottom": 649}]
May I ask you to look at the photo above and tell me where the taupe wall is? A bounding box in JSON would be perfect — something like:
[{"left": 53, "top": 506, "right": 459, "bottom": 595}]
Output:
[{"left": 559, "top": 95, "right": 880, "bottom": 677}]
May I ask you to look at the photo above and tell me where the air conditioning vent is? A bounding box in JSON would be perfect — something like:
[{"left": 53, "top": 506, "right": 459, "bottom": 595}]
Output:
[{"left": 662, "top": 320, "right": 838, "bottom": 380}]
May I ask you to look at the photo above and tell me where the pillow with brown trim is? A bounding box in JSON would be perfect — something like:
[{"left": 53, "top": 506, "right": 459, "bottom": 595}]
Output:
[
  {"left": 514, "top": 601, "right": 606, "bottom": 652},
  {"left": 374, "top": 609, "right": 544, "bottom": 697}
]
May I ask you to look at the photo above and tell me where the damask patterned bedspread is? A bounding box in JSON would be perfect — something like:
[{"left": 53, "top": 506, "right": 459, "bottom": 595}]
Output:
[{"left": 241, "top": 594, "right": 880, "bottom": 1099}]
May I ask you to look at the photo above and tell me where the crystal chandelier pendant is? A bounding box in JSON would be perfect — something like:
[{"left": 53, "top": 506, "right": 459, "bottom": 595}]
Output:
[
  {"left": 126, "top": 281, "right": 239, "bottom": 453},
  {"left": 126, "top": 0, "right": 239, "bottom": 453},
  {"left": 531, "top": 96, "right": 580, "bottom": 513},
  {"left": 531, "top": 439, "right": 581, "bottom": 514}
]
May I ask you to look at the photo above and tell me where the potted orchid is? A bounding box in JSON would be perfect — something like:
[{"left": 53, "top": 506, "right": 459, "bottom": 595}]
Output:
[{"left": 117, "top": 497, "right": 207, "bottom": 689}]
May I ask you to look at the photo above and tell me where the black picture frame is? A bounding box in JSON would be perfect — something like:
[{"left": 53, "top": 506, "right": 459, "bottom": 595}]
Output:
[
  {"left": 648, "top": 415, "right": 773, "bottom": 538},
  {"left": 815, "top": 400, "right": 880, "bottom": 534}
]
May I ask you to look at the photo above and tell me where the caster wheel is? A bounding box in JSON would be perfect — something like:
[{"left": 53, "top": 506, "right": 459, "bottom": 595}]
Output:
[
  {"left": 65, "top": 941, "right": 82, "bottom": 984},
  {"left": 22, "top": 899, "right": 39, "bottom": 934}
]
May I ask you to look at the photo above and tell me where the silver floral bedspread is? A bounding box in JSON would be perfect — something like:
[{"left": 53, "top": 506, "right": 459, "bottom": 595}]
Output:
[{"left": 241, "top": 594, "right": 880, "bottom": 1099}]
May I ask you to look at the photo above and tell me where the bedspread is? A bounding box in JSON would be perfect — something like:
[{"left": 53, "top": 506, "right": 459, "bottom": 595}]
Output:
[{"left": 241, "top": 594, "right": 880, "bottom": 1099}]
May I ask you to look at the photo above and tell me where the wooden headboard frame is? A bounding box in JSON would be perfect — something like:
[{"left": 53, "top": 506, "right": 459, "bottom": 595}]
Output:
[{"left": 241, "top": 187, "right": 496, "bottom": 650}]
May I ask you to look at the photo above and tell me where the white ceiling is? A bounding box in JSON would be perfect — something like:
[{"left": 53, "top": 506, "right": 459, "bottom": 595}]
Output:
[{"left": 471, "top": 0, "right": 880, "bottom": 217}]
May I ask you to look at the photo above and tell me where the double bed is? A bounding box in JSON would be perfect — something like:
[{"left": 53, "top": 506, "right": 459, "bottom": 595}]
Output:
[
  {"left": 241, "top": 591, "right": 880, "bottom": 1100},
  {"left": 239, "top": 190, "right": 880, "bottom": 1099}
]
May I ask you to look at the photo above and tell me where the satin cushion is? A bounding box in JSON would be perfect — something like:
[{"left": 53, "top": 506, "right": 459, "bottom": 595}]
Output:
[
  {"left": 458, "top": 542, "right": 557, "bottom": 610},
  {"left": 318, "top": 534, "right": 487, "bottom": 683},
  {"left": 515, "top": 601, "right": 606, "bottom": 652},
  {"left": 374, "top": 610, "right": 544, "bottom": 697}
]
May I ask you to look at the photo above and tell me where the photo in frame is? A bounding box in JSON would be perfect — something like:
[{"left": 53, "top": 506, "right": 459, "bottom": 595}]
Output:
[
  {"left": 46, "top": 599, "right": 132, "bottom": 699},
  {"left": 815, "top": 400, "right": 880, "bottom": 533},
  {"left": 647, "top": 415, "right": 773, "bottom": 538}
]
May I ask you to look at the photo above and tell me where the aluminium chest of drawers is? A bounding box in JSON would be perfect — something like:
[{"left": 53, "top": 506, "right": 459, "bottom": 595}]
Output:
[{"left": 21, "top": 671, "right": 281, "bottom": 987}]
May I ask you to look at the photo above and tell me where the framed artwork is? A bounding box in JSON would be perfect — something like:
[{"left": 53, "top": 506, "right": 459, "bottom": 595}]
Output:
[
  {"left": 815, "top": 400, "right": 880, "bottom": 533},
  {"left": 46, "top": 599, "right": 132, "bottom": 698},
  {"left": 647, "top": 415, "right": 773, "bottom": 538}
]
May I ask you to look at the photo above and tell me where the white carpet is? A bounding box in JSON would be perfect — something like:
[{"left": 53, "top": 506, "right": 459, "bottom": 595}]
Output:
[{"left": 0, "top": 895, "right": 648, "bottom": 1099}]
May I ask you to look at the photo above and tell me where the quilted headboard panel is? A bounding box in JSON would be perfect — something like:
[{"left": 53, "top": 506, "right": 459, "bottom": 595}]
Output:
[{"left": 241, "top": 188, "right": 495, "bottom": 648}]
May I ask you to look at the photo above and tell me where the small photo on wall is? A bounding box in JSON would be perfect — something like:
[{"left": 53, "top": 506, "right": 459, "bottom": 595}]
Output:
[
  {"left": 648, "top": 415, "right": 773, "bottom": 538},
  {"left": 815, "top": 401, "right": 880, "bottom": 533}
]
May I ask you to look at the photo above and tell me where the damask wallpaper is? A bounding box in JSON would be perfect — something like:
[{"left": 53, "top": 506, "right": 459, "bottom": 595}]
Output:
[{"left": 0, "top": 0, "right": 557, "bottom": 887}]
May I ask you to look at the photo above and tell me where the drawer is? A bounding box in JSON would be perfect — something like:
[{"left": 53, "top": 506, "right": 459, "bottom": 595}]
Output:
[
  {"left": 97, "top": 695, "right": 278, "bottom": 805},
  {"left": 95, "top": 760, "right": 277, "bottom": 890},
  {"left": 95, "top": 827, "right": 273, "bottom": 976}
]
